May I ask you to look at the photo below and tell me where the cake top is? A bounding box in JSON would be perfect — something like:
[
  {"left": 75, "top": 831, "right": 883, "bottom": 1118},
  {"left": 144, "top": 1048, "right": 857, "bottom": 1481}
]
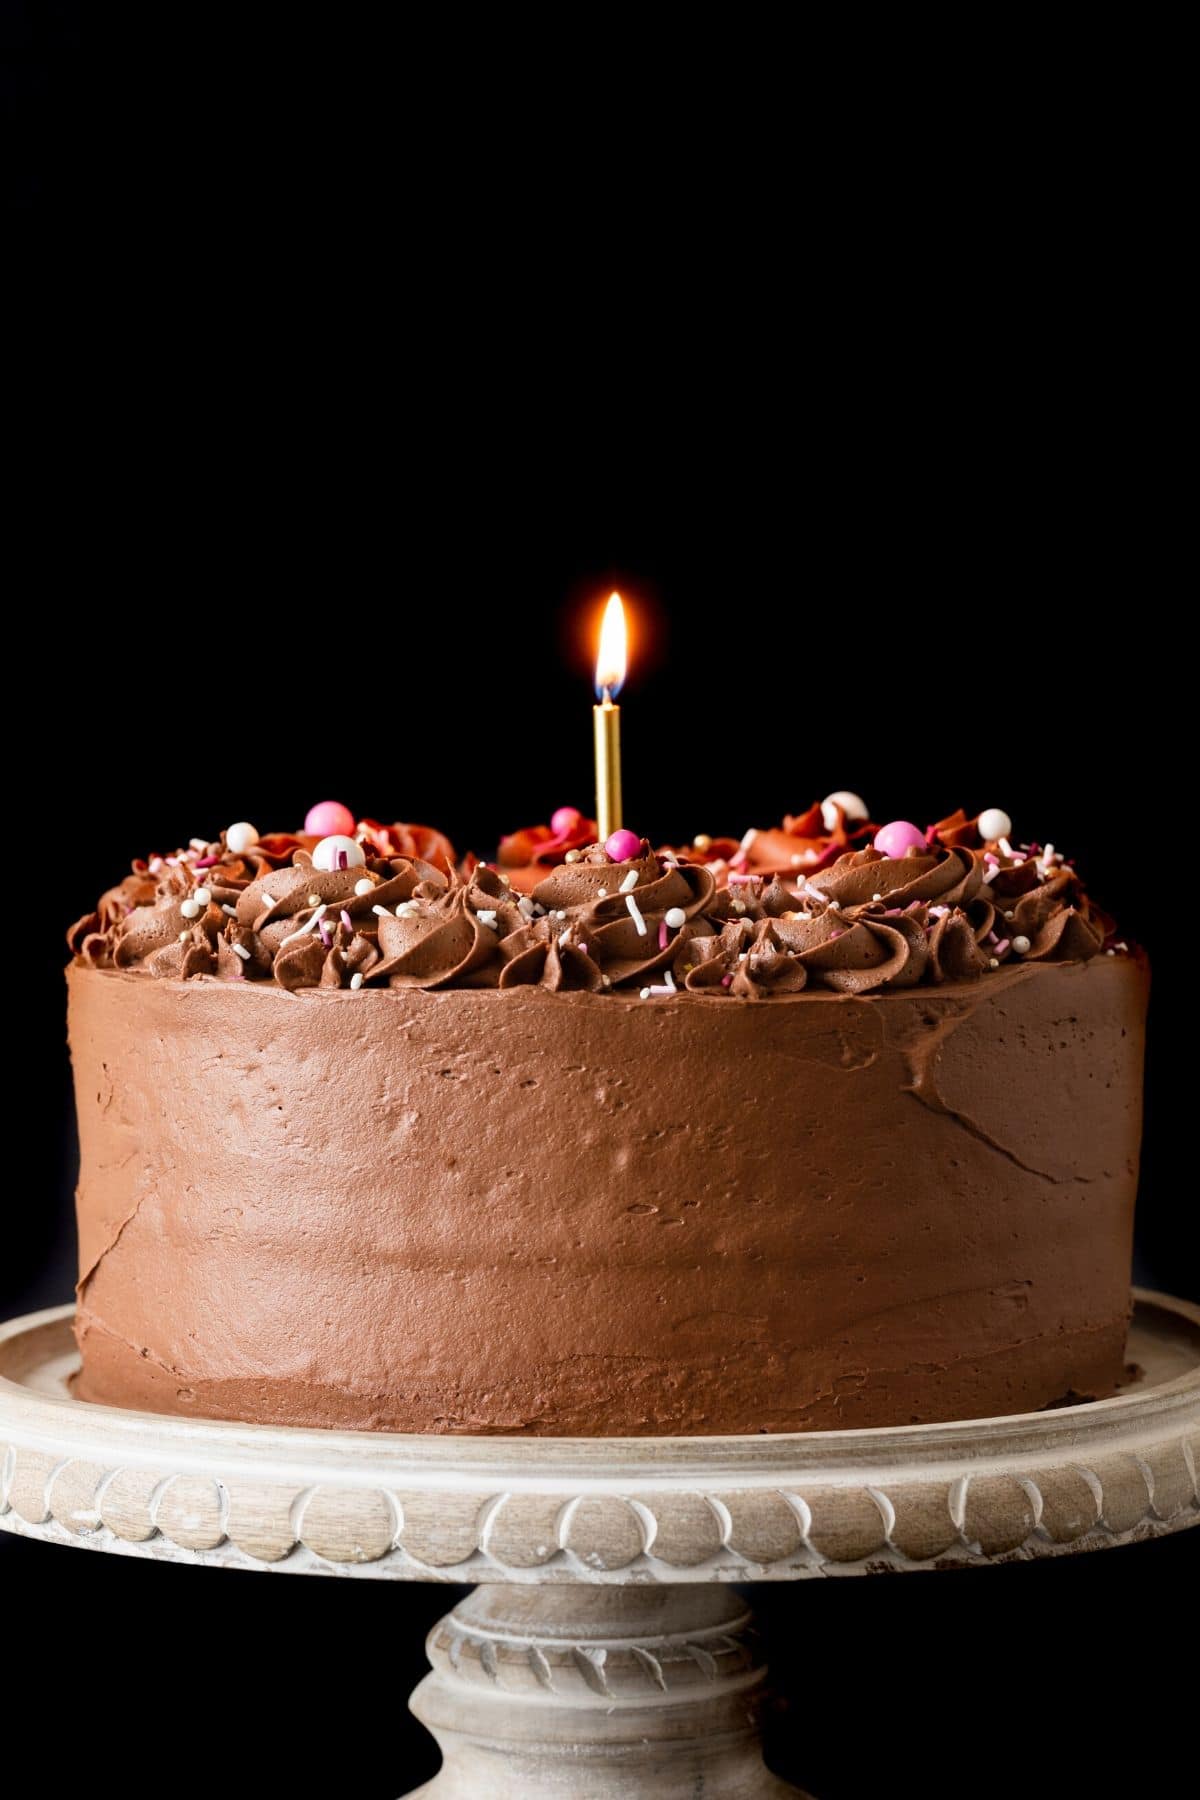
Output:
[{"left": 68, "top": 797, "right": 1126, "bottom": 1000}]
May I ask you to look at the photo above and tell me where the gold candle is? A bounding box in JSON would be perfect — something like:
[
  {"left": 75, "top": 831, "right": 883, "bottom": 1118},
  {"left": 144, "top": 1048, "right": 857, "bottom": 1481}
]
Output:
[{"left": 593, "top": 593, "right": 627, "bottom": 843}]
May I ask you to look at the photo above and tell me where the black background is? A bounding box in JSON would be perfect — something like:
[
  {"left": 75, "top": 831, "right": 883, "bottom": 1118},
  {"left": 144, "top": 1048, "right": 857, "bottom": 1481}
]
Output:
[{"left": 5, "top": 11, "right": 1195, "bottom": 1785}]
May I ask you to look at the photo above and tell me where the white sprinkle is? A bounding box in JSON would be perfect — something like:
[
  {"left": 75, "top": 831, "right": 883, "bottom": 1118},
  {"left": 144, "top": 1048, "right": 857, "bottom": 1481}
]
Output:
[
  {"left": 601, "top": 975, "right": 612, "bottom": 988},
  {"left": 626, "top": 893, "right": 647, "bottom": 935},
  {"left": 998, "top": 837, "right": 1014, "bottom": 860},
  {"left": 261, "top": 892, "right": 277, "bottom": 908},
  {"left": 477, "top": 909, "right": 498, "bottom": 929},
  {"left": 1004, "top": 911, "right": 1015, "bottom": 920},
  {"left": 646, "top": 984, "right": 676, "bottom": 997},
  {"left": 597, "top": 888, "right": 608, "bottom": 898},
  {"left": 827, "top": 898, "right": 840, "bottom": 911},
  {"left": 988, "top": 957, "right": 999, "bottom": 968},
  {"left": 732, "top": 900, "right": 746, "bottom": 915},
  {"left": 308, "top": 893, "right": 321, "bottom": 906},
  {"left": 372, "top": 904, "right": 390, "bottom": 918},
  {"left": 930, "top": 905, "right": 950, "bottom": 917},
  {"left": 1115, "top": 941, "right": 1128, "bottom": 952},
  {"left": 558, "top": 928, "right": 571, "bottom": 947},
  {"left": 222, "top": 903, "right": 238, "bottom": 917},
  {"left": 791, "top": 853, "right": 804, "bottom": 866},
  {"left": 555, "top": 909, "right": 568, "bottom": 920},
  {"left": 518, "top": 895, "right": 536, "bottom": 919},
  {"left": 738, "top": 828, "right": 758, "bottom": 855},
  {"left": 663, "top": 968, "right": 677, "bottom": 992},
  {"left": 664, "top": 907, "right": 687, "bottom": 929},
  {"left": 661, "top": 852, "right": 679, "bottom": 867},
  {"left": 1043, "top": 842, "right": 1056, "bottom": 863},
  {"left": 982, "top": 868, "right": 999, "bottom": 884},
  {"left": 396, "top": 902, "right": 418, "bottom": 918},
  {"left": 231, "top": 942, "right": 251, "bottom": 962},
  {"left": 564, "top": 850, "right": 581, "bottom": 863},
  {"left": 225, "top": 822, "right": 259, "bottom": 855},
  {"left": 1012, "top": 935, "right": 1031, "bottom": 954},
  {"left": 640, "top": 986, "right": 652, "bottom": 999},
  {"left": 194, "top": 887, "right": 212, "bottom": 907},
  {"left": 278, "top": 905, "right": 327, "bottom": 948},
  {"left": 166, "top": 856, "right": 180, "bottom": 867},
  {"left": 354, "top": 878, "right": 374, "bottom": 896},
  {"left": 871, "top": 893, "right": 882, "bottom": 902},
  {"left": 180, "top": 898, "right": 201, "bottom": 919},
  {"left": 178, "top": 929, "right": 189, "bottom": 941},
  {"left": 189, "top": 838, "right": 208, "bottom": 853},
  {"left": 350, "top": 972, "right": 364, "bottom": 990},
  {"left": 619, "top": 868, "right": 640, "bottom": 893},
  {"left": 148, "top": 857, "right": 163, "bottom": 873}
]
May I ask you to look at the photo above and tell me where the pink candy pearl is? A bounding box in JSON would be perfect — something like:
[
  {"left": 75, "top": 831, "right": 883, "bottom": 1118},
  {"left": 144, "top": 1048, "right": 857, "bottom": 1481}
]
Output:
[
  {"left": 605, "top": 828, "right": 642, "bottom": 862},
  {"left": 873, "top": 820, "right": 928, "bottom": 859},
  {"left": 305, "top": 800, "right": 356, "bottom": 838},
  {"left": 551, "top": 805, "right": 583, "bottom": 837}
]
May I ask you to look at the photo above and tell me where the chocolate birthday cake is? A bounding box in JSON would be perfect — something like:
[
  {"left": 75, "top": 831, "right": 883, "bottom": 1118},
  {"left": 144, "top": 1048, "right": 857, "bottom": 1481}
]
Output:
[{"left": 66, "top": 797, "right": 1148, "bottom": 1436}]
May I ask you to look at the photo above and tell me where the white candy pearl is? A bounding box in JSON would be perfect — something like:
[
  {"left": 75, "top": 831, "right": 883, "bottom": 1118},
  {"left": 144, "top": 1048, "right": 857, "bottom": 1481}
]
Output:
[
  {"left": 1012, "top": 935, "right": 1031, "bottom": 954},
  {"left": 664, "top": 907, "right": 687, "bottom": 929},
  {"left": 353, "top": 878, "right": 375, "bottom": 896},
  {"left": 193, "top": 888, "right": 212, "bottom": 907},
  {"left": 225, "top": 822, "right": 259, "bottom": 854},
  {"left": 821, "top": 790, "right": 869, "bottom": 832},
  {"left": 180, "top": 898, "right": 202, "bottom": 919},
  {"left": 312, "top": 834, "right": 366, "bottom": 872},
  {"left": 978, "top": 808, "right": 1012, "bottom": 843}
]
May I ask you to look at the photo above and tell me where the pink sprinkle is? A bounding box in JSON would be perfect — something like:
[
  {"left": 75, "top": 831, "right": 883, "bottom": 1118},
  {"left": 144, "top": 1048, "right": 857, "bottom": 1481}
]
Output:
[
  {"left": 721, "top": 974, "right": 733, "bottom": 987},
  {"left": 194, "top": 855, "right": 219, "bottom": 869},
  {"left": 831, "top": 929, "right": 845, "bottom": 939},
  {"left": 883, "top": 908, "right": 903, "bottom": 917},
  {"left": 993, "top": 938, "right": 1011, "bottom": 956},
  {"left": 579, "top": 943, "right": 588, "bottom": 956},
  {"left": 340, "top": 910, "right": 353, "bottom": 932},
  {"left": 729, "top": 855, "right": 749, "bottom": 873},
  {"left": 924, "top": 824, "right": 940, "bottom": 846},
  {"left": 319, "top": 922, "right": 332, "bottom": 948},
  {"left": 658, "top": 919, "right": 669, "bottom": 949},
  {"left": 987, "top": 931, "right": 999, "bottom": 944},
  {"left": 983, "top": 852, "right": 999, "bottom": 867},
  {"left": 148, "top": 857, "right": 163, "bottom": 873},
  {"left": 337, "top": 849, "right": 348, "bottom": 870}
]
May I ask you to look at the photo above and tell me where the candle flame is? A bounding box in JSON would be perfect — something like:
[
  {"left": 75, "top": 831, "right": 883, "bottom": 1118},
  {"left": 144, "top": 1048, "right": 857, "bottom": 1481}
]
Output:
[{"left": 595, "top": 593, "right": 627, "bottom": 698}]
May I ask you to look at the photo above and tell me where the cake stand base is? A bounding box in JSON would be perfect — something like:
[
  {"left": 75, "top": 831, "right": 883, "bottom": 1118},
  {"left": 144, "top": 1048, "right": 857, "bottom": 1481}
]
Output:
[
  {"left": 3, "top": 1292, "right": 1197, "bottom": 1799},
  {"left": 410, "top": 1584, "right": 801, "bottom": 1797}
]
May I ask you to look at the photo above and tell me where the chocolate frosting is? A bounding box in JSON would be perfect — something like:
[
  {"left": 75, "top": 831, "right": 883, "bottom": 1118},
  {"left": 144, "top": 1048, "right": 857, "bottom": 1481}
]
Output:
[
  {"left": 69, "top": 812, "right": 1120, "bottom": 999},
  {"left": 68, "top": 954, "right": 1149, "bottom": 1435}
]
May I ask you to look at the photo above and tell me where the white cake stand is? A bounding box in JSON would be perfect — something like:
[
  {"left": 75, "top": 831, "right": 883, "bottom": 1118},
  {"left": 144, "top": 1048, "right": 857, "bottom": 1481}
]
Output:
[{"left": 3, "top": 1293, "right": 1197, "bottom": 1799}]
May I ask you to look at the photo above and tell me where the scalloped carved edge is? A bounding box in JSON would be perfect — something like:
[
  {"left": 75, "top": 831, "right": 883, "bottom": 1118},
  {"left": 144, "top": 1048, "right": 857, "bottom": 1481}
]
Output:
[{"left": 2, "top": 1437, "right": 1196, "bottom": 1578}]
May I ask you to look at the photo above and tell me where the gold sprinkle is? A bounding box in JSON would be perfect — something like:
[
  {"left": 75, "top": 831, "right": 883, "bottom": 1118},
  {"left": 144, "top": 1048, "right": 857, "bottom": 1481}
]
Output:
[{"left": 693, "top": 833, "right": 712, "bottom": 851}]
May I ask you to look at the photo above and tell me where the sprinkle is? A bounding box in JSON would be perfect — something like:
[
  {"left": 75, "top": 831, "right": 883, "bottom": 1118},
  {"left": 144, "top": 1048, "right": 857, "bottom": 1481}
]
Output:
[
  {"left": 340, "top": 909, "right": 353, "bottom": 932},
  {"left": 738, "top": 828, "right": 758, "bottom": 855},
  {"left": 192, "top": 887, "right": 211, "bottom": 906},
  {"left": 194, "top": 855, "right": 218, "bottom": 869},
  {"left": 180, "top": 898, "right": 202, "bottom": 919},
  {"left": 1105, "top": 948, "right": 1115, "bottom": 955},
  {"left": 998, "top": 837, "right": 1015, "bottom": 860},
  {"left": 166, "top": 856, "right": 180, "bottom": 866},
  {"left": 988, "top": 957, "right": 999, "bottom": 968},
  {"left": 983, "top": 852, "right": 999, "bottom": 867},
  {"left": 645, "top": 984, "right": 676, "bottom": 997},
  {"left": 597, "top": 888, "right": 608, "bottom": 898},
  {"left": 619, "top": 869, "right": 640, "bottom": 893},
  {"left": 827, "top": 898, "right": 840, "bottom": 911},
  {"left": 930, "top": 905, "right": 950, "bottom": 917},
  {"left": 871, "top": 893, "right": 882, "bottom": 902},
  {"left": 231, "top": 942, "right": 251, "bottom": 961},
  {"left": 992, "top": 938, "right": 1011, "bottom": 956},
  {"left": 222, "top": 903, "right": 238, "bottom": 917},
  {"left": 564, "top": 849, "right": 581, "bottom": 863},
  {"left": 982, "top": 868, "right": 999, "bottom": 884},
  {"left": 665, "top": 906, "right": 687, "bottom": 929},
  {"left": 721, "top": 974, "right": 733, "bottom": 987},
  {"left": 601, "top": 975, "right": 612, "bottom": 988},
  {"left": 658, "top": 919, "right": 669, "bottom": 949},
  {"left": 1004, "top": 911, "right": 1015, "bottom": 920},
  {"left": 308, "top": 893, "right": 321, "bottom": 906},
  {"left": 640, "top": 987, "right": 652, "bottom": 1000},
  {"left": 372, "top": 904, "right": 390, "bottom": 918},
  {"left": 148, "top": 857, "right": 163, "bottom": 873},
  {"left": 518, "top": 895, "right": 536, "bottom": 919},
  {"left": 178, "top": 929, "right": 189, "bottom": 941},
  {"left": 497, "top": 872, "right": 511, "bottom": 885},
  {"left": 558, "top": 928, "right": 571, "bottom": 947},
  {"left": 732, "top": 900, "right": 746, "bottom": 915},
  {"left": 693, "top": 834, "right": 712, "bottom": 851},
  {"left": 663, "top": 968, "right": 677, "bottom": 992},
  {"left": 396, "top": 902, "right": 418, "bottom": 918},
  {"left": 579, "top": 943, "right": 588, "bottom": 956},
  {"left": 354, "top": 878, "right": 374, "bottom": 896},
  {"left": 987, "top": 930, "right": 999, "bottom": 944},
  {"left": 661, "top": 852, "right": 680, "bottom": 867},
  {"left": 350, "top": 972, "right": 364, "bottom": 990},
  {"left": 626, "top": 893, "right": 647, "bottom": 935},
  {"left": 1115, "top": 941, "right": 1128, "bottom": 951},
  {"left": 189, "top": 838, "right": 209, "bottom": 853},
  {"left": 261, "top": 892, "right": 277, "bottom": 908},
  {"left": 319, "top": 921, "right": 333, "bottom": 947},
  {"left": 476, "top": 909, "right": 498, "bottom": 929},
  {"left": 727, "top": 872, "right": 759, "bottom": 886}
]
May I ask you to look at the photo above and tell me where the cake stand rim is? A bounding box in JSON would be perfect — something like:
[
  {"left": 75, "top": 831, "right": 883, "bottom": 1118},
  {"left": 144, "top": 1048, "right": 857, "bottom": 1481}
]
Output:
[{"left": 0, "top": 1287, "right": 1196, "bottom": 1476}]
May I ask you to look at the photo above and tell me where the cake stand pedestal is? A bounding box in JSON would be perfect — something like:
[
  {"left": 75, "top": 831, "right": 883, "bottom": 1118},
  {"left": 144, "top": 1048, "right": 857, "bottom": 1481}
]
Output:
[{"left": 3, "top": 1293, "right": 1197, "bottom": 1799}]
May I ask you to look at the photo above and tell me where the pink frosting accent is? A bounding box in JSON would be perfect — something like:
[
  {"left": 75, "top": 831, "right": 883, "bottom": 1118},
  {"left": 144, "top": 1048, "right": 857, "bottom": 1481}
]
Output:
[
  {"left": 873, "top": 820, "right": 928, "bottom": 858},
  {"left": 605, "top": 829, "right": 642, "bottom": 862},
  {"left": 305, "top": 800, "right": 355, "bottom": 838}
]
